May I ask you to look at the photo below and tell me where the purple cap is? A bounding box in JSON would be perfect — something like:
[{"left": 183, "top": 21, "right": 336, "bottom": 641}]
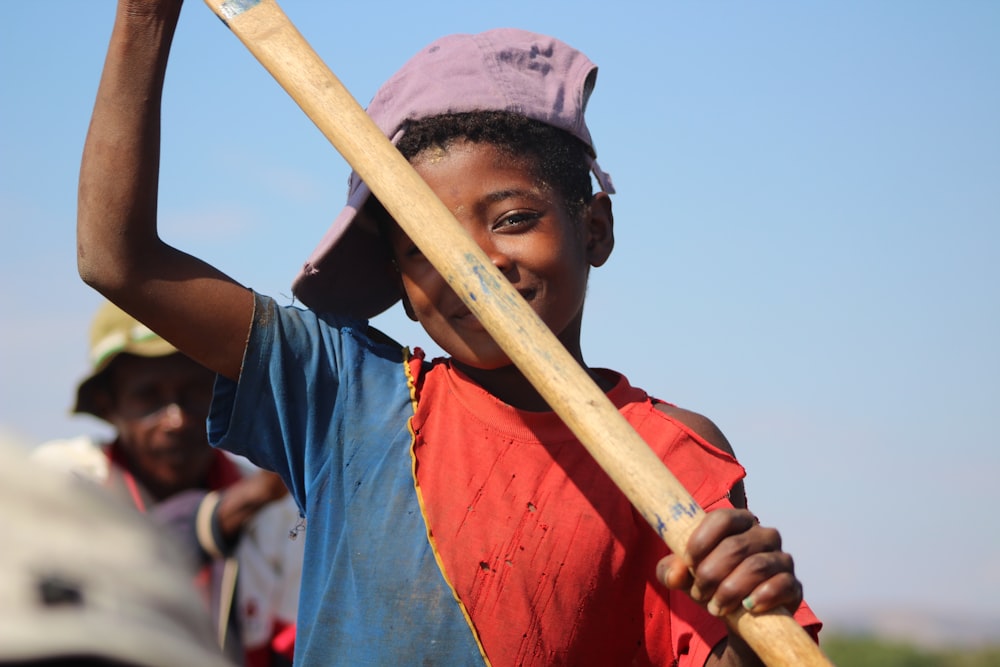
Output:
[{"left": 291, "top": 28, "right": 615, "bottom": 319}]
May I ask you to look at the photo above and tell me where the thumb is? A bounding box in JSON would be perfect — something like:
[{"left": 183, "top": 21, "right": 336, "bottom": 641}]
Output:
[{"left": 656, "top": 554, "right": 692, "bottom": 590}]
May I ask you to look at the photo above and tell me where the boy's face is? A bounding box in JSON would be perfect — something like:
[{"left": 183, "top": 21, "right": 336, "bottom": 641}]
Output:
[
  {"left": 102, "top": 353, "right": 217, "bottom": 500},
  {"left": 386, "top": 140, "right": 613, "bottom": 370}
]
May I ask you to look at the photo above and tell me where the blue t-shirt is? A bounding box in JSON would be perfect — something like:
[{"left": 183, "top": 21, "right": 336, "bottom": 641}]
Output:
[{"left": 209, "top": 292, "right": 485, "bottom": 665}]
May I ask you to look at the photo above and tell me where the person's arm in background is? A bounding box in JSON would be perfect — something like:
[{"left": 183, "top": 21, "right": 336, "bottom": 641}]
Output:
[
  {"left": 213, "top": 470, "right": 291, "bottom": 545},
  {"left": 153, "top": 470, "right": 290, "bottom": 562},
  {"left": 78, "top": 0, "right": 253, "bottom": 381}
]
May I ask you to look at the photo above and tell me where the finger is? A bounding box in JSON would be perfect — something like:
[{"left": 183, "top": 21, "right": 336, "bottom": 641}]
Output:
[
  {"left": 705, "top": 550, "right": 797, "bottom": 617},
  {"left": 689, "top": 523, "right": 783, "bottom": 613},
  {"left": 689, "top": 523, "right": 782, "bottom": 602},
  {"left": 683, "top": 509, "right": 759, "bottom": 567},
  {"left": 656, "top": 554, "right": 693, "bottom": 590},
  {"left": 742, "top": 570, "right": 804, "bottom": 616}
]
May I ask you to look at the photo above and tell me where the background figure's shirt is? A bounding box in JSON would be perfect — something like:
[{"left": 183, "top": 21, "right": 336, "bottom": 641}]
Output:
[
  {"left": 31, "top": 436, "right": 302, "bottom": 667},
  {"left": 210, "top": 292, "right": 820, "bottom": 666}
]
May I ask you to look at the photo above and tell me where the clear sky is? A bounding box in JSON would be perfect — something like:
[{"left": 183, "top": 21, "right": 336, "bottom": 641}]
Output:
[{"left": 2, "top": 0, "right": 998, "bottom": 635}]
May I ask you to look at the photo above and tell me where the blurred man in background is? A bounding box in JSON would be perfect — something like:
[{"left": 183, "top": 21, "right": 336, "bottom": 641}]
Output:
[{"left": 33, "top": 301, "right": 303, "bottom": 666}]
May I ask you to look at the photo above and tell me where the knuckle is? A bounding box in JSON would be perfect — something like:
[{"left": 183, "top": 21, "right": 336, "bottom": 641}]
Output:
[
  {"left": 756, "top": 571, "right": 800, "bottom": 601},
  {"left": 713, "top": 576, "right": 744, "bottom": 604},
  {"left": 758, "top": 525, "right": 782, "bottom": 549}
]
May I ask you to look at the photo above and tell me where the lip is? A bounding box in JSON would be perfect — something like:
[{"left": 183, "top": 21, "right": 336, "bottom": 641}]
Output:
[
  {"left": 152, "top": 438, "right": 205, "bottom": 459},
  {"left": 450, "top": 304, "right": 485, "bottom": 331},
  {"left": 154, "top": 445, "right": 191, "bottom": 462}
]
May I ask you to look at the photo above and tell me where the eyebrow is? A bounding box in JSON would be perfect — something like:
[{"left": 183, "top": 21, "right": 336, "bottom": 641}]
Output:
[{"left": 482, "top": 187, "right": 546, "bottom": 205}]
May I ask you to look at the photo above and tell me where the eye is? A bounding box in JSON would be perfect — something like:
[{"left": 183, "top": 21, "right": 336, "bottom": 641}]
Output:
[
  {"left": 118, "top": 385, "right": 165, "bottom": 418},
  {"left": 130, "top": 384, "right": 163, "bottom": 407},
  {"left": 402, "top": 243, "right": 425, "bottom": 260},
  {"left": 390, "top": 234, "right": 423, "bottom": 261},
  {"left": 494, "top": 210, "right": 541, "bottom": 232}
]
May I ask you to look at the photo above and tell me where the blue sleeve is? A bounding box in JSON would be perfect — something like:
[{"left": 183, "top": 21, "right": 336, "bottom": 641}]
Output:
[
  {"left": 207, "top": 291, "right": 405, "bottom": 514},
  {"left": 208, "top": 293, "right": 491, "bottom": 665}
]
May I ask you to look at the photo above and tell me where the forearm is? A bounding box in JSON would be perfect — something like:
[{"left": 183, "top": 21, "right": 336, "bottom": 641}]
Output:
[
  {"left": 76, "top": 1, "right": 254, "bottom": 381},
  {"left": 77, "top": 1, "right": 183, "bottom": 294},
  {"left": 705, "top": 634, "right": 764, "bottom": 667},
  {"left": 214, "top": 471, "right": 289, "bottom": 544}
]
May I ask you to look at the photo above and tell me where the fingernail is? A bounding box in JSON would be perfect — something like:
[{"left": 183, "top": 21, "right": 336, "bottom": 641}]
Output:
[
  {"left": 707, "top": 599, "right": 723, "bottom": 617},
  {"left": 689, "top": 584, "right": 703, "bottom": 601},
  {"left": 742, "top": 596, "right": 755, "bottom": 612}
]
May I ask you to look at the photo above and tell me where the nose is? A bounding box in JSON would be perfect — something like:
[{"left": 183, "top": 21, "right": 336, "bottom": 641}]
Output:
[
  {"left": 156, "top": 402, "right": 193, "bottom": 430},
  {"left": 481, "top": 238, "right": 512, "bottom": 274}
]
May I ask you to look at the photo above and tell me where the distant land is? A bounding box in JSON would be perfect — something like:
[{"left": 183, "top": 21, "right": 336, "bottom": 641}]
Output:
[{"left": 821, "top": 607, "right": 1000, "bottom": 649}]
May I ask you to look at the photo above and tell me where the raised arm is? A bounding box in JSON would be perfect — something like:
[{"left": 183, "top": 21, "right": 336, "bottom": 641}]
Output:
[{"left": 77, "top": 0, "right": 253, "bottom": 380}]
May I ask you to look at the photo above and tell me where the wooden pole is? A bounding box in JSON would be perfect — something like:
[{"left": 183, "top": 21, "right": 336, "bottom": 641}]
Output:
[{"left": 203, "top": 1, "right": 833, "bottom": 664}]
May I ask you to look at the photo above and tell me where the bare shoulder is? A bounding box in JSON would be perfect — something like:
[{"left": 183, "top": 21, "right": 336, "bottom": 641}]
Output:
[
  {"left": 653, "top": 402, "right": 747, "bottom": 509},
  {"left": 653, "top": 403, "right": 735, "bottom": 457}
]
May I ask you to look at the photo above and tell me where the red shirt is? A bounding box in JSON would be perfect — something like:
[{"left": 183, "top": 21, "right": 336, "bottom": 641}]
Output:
[{"left": 412, "top": 360, "right": 820, "bottom": 666}]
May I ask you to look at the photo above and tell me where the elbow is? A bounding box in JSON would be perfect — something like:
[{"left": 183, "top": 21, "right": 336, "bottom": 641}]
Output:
[
  {"left": 76, "top": 242, "right": 99, "bottom": 287},
  {"left": 76, "top": 210, "right": 156, "bottom": 297},
  {"left": 76, "top": 211, "right": 107, "bottom": 290},
  {"left": 76, "top": 236, "right": 135, "bottom": 299},
  {"left": 76, "top": 240, "right": 115, "bottom": 295}
]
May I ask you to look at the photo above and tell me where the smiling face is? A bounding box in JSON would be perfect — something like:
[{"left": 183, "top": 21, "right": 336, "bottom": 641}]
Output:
[
  {"left": 385, "top": 139, "right": 613, "bottom": 373},
  {"left": 100, "top": 353, "right": 217, "bottom": 500}
]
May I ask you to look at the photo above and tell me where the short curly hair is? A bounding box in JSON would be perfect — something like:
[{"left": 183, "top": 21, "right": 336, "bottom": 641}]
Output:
[{"left": 390, "top": 111, "right": 596, "bottom": 222}]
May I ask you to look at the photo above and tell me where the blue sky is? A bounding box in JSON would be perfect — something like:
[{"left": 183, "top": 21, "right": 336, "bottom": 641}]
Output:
[{"left": 2, "top": 0, "right": 998, "bottom": 633}]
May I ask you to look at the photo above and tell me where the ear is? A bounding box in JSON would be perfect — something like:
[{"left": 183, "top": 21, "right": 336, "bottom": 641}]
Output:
[
  {"left": 584, "top": 192, "right": 614, "bottom": 268},
  {"left": 400, "top": 290, "right": 418, "bottom": 322},
  {"left": 391, "top": 263, "right": 419, "bottom": 322}
]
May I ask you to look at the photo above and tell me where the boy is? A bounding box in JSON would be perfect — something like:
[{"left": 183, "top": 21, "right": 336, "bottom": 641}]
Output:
[{"left": 79, "top": 2, "right": 820, "bottom": 665}]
